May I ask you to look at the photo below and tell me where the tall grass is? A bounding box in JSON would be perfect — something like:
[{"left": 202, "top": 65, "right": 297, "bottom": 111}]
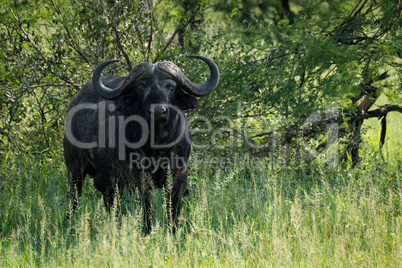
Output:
[
  {"left": 0, "top": 107, "right": 401, "bottom": 267},
  {"left": 1, "top": 153, "right": 401, "bottom": 266}
]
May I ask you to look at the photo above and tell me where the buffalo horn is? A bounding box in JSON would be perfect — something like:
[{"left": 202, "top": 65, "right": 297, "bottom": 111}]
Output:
[
  {"left": 92, "top": 60, "right": 154, "bottom": 100},
  {"left": 92, "top": 59, "right": 123, "bottom": 100},
  {"left": 92, "top": 56, "right": 219, "bottom": 99},
  {"left": 172, "top": 55, "right": 219, "bottom": 97}
]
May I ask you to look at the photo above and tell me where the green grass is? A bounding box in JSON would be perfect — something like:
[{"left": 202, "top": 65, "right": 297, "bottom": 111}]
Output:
[{"left": 0, "top": 105, "right": 401, "bottom": 267}]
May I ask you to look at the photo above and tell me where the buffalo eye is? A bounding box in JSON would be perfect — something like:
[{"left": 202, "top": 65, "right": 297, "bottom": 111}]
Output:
[
  {"left": 165, "top": 81, "right": 176, "bottom": 92},
  {"left": 136, "top": 82, "right": 147, "bottom": 93}
]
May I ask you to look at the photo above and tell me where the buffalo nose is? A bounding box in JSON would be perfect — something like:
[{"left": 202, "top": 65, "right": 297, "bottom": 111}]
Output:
[{"left": 149, "top": 105, "right": 168, "bottom": 120}]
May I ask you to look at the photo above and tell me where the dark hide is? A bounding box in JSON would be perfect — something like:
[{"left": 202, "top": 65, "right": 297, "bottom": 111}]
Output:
[{"left": 63, "top": 59, "right": 215, "bottom": 234}]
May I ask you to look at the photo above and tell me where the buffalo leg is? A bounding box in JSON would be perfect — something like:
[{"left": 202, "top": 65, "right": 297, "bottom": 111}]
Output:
[
  {"left": 165, "top": 172, "right": 187, "bottom": 233},
  {"left": 102, "top": 187, "right": 122, "bottom": 223},
  {"left": 100, "top": 179, "right": 124, "bottom": 224},
  {"left": 142, "top": 181, "right": 153, "bottom": 235},
  {"left": 65, "top": 161, "right": 87, "bottom": 222}
]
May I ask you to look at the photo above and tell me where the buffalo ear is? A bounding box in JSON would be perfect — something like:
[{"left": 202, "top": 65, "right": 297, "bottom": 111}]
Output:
[
  {"left": 174, "top": 89, "right": 199, "bottom": 110},
  {"left": 115, "top": 94, "right": 136, "bottom": 111}
]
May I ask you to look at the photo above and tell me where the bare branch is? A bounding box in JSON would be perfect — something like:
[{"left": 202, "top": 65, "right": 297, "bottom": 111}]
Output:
[
  {"left": 363, "top": 104, "right": 402, "bottom": 119},
  {"left": 25, "top": 83, "right": 80, "bottom": 89},
  {"left": 113, "top": 25, "right": 132, "bottom": 72},
  {"left": 49, "top": 0, "right": 91, "bottom": 64},
  {"left": 9, "top": 4, "right": 77, "bottom": 87},
  {"left": 147, "top": 0, "right": 153, "bottom": 62}
]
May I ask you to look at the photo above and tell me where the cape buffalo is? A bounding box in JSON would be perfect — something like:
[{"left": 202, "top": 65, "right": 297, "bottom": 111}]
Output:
[{"left": 63, "top": 55, "right": 219, "bottom": 233}]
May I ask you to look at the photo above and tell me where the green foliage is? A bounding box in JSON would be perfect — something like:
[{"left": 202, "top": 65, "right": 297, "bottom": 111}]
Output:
[{"left": 1, "top": 0, "right": 401, "bottom": 161}]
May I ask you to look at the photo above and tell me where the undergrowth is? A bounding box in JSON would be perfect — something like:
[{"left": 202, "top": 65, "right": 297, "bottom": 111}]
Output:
[{"left": 0, "top": 141, "right": 401, "bottom": 267}]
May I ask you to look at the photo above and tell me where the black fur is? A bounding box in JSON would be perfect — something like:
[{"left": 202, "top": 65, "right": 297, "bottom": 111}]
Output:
[{"left": 64, "top": 68, "right": 199, "bottom": 234}]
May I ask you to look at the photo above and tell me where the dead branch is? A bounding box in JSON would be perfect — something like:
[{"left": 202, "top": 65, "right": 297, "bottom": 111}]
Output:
[
  {"left": 363, "top": 104, "right": 402, "bottom": 119},
  {"left": 113, "top": 25, "right": 132, "bottom": 72}
]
